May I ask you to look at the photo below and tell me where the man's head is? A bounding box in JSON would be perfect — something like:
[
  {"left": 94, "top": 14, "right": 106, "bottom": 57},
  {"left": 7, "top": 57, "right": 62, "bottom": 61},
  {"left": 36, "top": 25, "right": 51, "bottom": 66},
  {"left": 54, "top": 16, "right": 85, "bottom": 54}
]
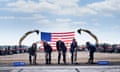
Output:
[
  {"left": 72, "top": 38, "right": 76, "bottom": 42},
  {"left": 86, "top": 41, "right": 90, "bottom": 46},
  {"left": 32, "top": 43, "right": 37, "bottom": 48},
  {"left": 43, "top": 40, "right": 48, "bottom": 45}
]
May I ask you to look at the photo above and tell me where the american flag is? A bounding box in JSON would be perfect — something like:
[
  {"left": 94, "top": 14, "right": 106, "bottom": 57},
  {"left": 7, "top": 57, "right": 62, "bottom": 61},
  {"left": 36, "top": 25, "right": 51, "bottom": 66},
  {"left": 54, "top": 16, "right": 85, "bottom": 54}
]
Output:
[{"left": 40, "top": 32, "right": 75, "bottom": 50}]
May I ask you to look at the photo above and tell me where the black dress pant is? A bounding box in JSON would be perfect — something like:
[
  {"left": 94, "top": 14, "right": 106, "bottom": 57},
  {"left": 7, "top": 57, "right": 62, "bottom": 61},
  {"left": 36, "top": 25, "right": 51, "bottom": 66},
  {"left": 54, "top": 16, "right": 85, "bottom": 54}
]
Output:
[
  {"left": 71, "top": 51, "right": 77, "bottom": 64},
  {"left": 58, "top": 51, "right": 66, "bottom": 64},
  {"left": 88, "top": 51, "right": 94, "bottom": 64},
  {"left": 45, "top": 52, "right": 51, "bottom": 64},
  {"left": 29, "top": 54, "right": 36, "bottom": 64}
]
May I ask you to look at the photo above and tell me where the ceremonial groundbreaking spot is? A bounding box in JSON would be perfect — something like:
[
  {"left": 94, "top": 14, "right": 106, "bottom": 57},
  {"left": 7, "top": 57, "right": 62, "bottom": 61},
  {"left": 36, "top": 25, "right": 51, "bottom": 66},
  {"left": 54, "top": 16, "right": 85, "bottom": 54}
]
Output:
[{"left": 0, "top": 52, "right": 120, "bottom": 66}]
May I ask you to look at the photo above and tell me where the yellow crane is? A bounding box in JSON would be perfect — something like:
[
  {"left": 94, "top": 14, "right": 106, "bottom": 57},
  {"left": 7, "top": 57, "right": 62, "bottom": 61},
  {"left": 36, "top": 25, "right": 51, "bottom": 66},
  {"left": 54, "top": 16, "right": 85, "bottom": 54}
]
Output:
[
  {"left": 77, "top": 28, "right": 98, "bottom": 46},
  {"left": 19, "top": 30, "right": 39, "bottom": 46}
]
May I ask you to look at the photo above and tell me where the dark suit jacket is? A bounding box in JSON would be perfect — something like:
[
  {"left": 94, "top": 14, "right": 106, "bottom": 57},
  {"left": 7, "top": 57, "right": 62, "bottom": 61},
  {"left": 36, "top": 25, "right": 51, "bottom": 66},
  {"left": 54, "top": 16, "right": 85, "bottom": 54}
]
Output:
[
  {"left": 56, "top": 40, "right": 67, "bottom": 53},
  {"left": 70, "top": 42, "right": 77, "bottom": 53},
  {"left": 43, "top": 43, "right": 52, "bottom": 53},
  {"left": 87, "top": 44, "right": 96, "bottom": 53},
  {"left": 28, "top": 47, "right": 36, "bottom": 55}
]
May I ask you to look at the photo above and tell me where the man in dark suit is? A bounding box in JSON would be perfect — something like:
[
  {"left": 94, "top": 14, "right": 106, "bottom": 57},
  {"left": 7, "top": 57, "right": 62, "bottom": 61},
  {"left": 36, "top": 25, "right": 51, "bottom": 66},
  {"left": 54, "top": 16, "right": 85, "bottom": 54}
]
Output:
[
  {"left": 56, "top": 40, "right": 67, "bottom": 64},
  {"left": 28, "top": 43, "right": 37, "bottom": 65},
  {"left": 43, "top": 41, "right": 52, "bottom": 64},
  {"left": 86, "top": 42, "right": 96, "bottom": 64},
  {"left": 70, "top": 38, "right": 78, "bottom": 64}
]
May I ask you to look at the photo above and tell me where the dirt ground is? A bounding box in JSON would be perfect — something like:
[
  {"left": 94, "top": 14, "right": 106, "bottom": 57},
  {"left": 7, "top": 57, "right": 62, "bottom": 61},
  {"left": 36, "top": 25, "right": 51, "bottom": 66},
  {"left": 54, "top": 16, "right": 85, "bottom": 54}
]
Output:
[{"left": 0, "top": 51, "right": 120, "bottom": 65}]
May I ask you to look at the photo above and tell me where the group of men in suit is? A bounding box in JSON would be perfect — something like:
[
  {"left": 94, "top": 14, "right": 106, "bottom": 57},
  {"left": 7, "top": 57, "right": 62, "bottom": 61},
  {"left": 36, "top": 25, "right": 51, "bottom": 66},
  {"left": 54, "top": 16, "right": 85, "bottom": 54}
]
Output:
[{"left": 28, "top": 39, "right": 96, "bottom": 65}]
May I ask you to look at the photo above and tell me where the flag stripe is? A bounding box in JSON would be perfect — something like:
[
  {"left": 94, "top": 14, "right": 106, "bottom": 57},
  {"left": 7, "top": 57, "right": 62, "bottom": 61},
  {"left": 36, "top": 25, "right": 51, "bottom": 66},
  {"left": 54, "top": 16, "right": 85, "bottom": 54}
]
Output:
[
  {"left": 52, "top": 32, "right": 74, "bottom": 34},
  {"left": 52, "top": 34, "right": 74, "bottom": 37},
  {"left": 51, "top": 37, "right": 74, "bottom": 40},
  {"left": 51, "top": 40, "right": 73, "bottom": 43}
]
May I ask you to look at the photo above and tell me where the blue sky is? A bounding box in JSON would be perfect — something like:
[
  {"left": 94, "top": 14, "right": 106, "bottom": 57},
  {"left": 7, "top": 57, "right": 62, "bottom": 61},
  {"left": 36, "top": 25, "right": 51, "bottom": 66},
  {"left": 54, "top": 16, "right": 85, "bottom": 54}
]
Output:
[{"left": 0, "top": 0, "right": 120, "bottom": 46}]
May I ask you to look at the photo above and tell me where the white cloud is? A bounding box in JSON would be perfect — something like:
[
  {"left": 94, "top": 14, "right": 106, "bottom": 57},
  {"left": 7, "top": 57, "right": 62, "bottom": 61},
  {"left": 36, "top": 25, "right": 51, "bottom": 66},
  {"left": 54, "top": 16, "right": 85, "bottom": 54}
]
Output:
[
  {"left": 32, "top": 14, "right": 47, "bottom": 19},
  {"left": 0, "top": 14, "right": 46, "bottom": 20},
  {"left": 36, "top": 18, "right": 87, "bottom": 32},
  {"left": 87, "top": 0, "right": 120, "bottom": 15},
  {"left": 37, "top": 1, "right": 59, "bottom": 12},
  {"left": 0, "top": 16, "right": 35, "bottom": 20},
  {"left": 0, "top": 16, "right": 15, "bottom": 19},
  {"left": 2, "top": 0, "right": 119, "bottom": 16},
  {"left": 71, "top": 21, "right": 87, "bottom": 30},
  {"left": 5, "top": 0, "right": 59, "bottom": 13},
  {"left": 6, "top": 0, "right": 38, "bottom": 12},
  {"left": 41, "top": 0, "right": 79, "bottom": 7},
  {"left": 56, "top": 18, "right": 71, "bottom": 23},
  {"left": 5, "top": 0, "right": 96, "bottom": 16},
  {"left": 37, "top": 20, "right": 72, "bottom": 32},
  {"left": 38, "top": 19, "right": 51, "bottom": 25},
  {"left": 72, "top": 21, "right": 87, "bottom": 25}
]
